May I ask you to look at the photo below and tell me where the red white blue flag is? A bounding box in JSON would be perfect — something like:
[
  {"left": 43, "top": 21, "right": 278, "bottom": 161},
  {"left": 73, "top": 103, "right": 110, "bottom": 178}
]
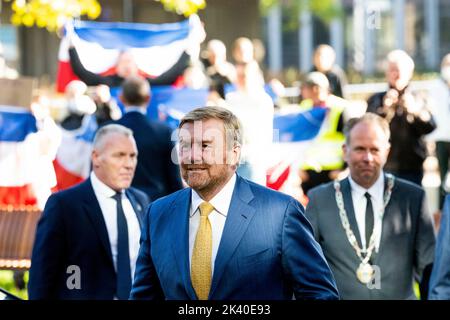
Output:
[
  {"left": 0, "top": 107, "right": 60, "bottom": 208},
  {"left": 56, "top": 14, "right": 202, "bottom": 92}
]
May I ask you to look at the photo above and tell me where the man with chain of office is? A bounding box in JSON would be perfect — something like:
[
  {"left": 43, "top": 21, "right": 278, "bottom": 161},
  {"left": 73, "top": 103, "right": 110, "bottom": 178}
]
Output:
[{"left": 305, "top": 113, "right": 436, "bottom": 299}]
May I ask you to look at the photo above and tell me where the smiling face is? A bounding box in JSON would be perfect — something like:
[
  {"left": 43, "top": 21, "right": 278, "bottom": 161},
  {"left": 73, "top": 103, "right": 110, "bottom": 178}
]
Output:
[
  {"left": 178, "top": 118, "right": 240, "bottom": 200},
  {"left": 343, "top": 121, "right": 390, "bottom": 189},
  {"left": 92, "top": 132, "right": 138, "bottom": 192}
]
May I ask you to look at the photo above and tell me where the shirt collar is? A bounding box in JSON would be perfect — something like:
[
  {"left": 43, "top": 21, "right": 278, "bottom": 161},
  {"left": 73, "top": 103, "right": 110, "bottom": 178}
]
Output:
[
  {"left": 348, "top": 171, "right": 385, "bottom": 200},
  {"left": 125, "top": 106, "right": 147, "bottom": 115},
  {"left": 190, "top": 174, "right": 237, "bottom": 218},
  {"left": 90, "top": 171, "right": 122, "bottom": 199}
]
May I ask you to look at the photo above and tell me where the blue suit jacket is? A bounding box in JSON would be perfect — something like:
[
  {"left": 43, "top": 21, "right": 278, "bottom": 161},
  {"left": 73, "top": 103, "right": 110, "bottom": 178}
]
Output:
[
  {"left": 114, "top": 111, "right": 183, "bottom": 201},
  {"left": 130, "top": 175, "right": 339, "bottom": 300},
  {"left": 28, "top": 178, "right": 149, "bottom": 299},
  {"left": 429, "top": 195, "right": 450, "bottom": 299}
]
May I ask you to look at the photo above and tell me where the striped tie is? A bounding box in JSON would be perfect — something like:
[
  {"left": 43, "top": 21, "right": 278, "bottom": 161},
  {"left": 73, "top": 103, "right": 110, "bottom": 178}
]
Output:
[{"left": 191, "top": 202, "right": 214, "bottom": 300}]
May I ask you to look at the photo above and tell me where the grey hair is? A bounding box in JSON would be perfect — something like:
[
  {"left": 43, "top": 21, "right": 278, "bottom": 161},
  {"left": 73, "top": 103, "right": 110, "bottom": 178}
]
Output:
[
  {"left": 386, "top": 49, "right": 415, "bottom": 73},
  {"left": 93, "top": 124, "right": 134, "bottom": 150},
  {"left": 344, "top": 113, "right": 390, "bottom": 145},
  {"left": 179, "top": 106, "right": 243, "bottom": 148}
]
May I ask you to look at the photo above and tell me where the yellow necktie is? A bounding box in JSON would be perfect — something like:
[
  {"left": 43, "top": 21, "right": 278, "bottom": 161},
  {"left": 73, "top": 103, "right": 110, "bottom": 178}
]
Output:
[{"left": 191, "top": 201, "right": 214, "bottom": 300}]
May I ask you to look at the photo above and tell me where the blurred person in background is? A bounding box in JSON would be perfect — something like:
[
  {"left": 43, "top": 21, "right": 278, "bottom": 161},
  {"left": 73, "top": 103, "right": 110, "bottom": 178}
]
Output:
[
  {"left": 426, "top": 53, "right": 450, "bottom": 211},
  {"left": 114, "top": 76, "right": 183, "bottom": 201},
  {"left": 225, "top": 61, "right": 274, "bottom": 185},
  {"left": 232, "top": 37, "right": 264, "bottom": 87},
  {"left": 68, "top": 38, "right": 191, "bottom": 88},
  {"left": 367, "top": 50, "right": 436, "bottom": 186},
  {"left": 90, "top": 84, "right": 122, "bottom": 126},
  {"left": 203, "top": 39, "right": 236, "bottom": 99},
  {"left": 181, "top": 65, "right": 209, "bottom": 90},
  {"left": 312, "top": 44, "right": 347, "bottom": 99},
  {"left": 60, "top": 80, "right": 97, "bottom": 130},
  {"left": 298, "top": 72, "right": 347, "bottom": 195},
  {"left": 29, "top": 94, "right": 62, "bottom": 210}
]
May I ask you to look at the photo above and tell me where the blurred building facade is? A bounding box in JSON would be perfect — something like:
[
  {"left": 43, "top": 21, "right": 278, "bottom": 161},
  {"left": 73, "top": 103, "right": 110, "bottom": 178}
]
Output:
[
  {"left": 1, "top": 0, "right": 449, "bottom": 82},
  {"left": 263, "top": 0, "right": 450, "bottom": 77}
]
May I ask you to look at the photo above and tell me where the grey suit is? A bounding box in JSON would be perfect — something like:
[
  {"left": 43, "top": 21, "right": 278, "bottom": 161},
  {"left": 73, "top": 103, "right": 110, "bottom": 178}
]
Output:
[{"left": 305, "top": 176, "right": 436, "bottom": 299}]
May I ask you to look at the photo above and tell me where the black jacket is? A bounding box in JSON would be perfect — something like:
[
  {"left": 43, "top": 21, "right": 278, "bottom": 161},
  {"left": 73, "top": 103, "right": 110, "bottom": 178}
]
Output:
[
  {"left": 366, "top": 90, "right": 436, "bottom": 172},
  {"left": 69, "top": 47, "right": 190, "bottom": 87}
]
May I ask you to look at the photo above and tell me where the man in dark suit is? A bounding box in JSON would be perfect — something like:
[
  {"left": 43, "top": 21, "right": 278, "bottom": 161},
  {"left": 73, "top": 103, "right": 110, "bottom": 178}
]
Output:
[
  {"left": 115, "top": 76, "right": 183, "bottom": 201},
  {"left": 28, "top": 124, "right": 149, "bottom": 299},
  {"left": 428, "top": 195, "right": 450, "bottom": 299},
  {"left": 306, "top": 113, "right": 436, "bottom": 299},
  {"left": 130, "top": 106, "right": 339, "bottom": 300}
]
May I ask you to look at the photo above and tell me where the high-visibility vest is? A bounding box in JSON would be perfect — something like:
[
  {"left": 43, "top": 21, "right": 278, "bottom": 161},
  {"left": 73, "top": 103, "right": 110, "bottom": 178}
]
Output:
[{"left": 298, "top": 98, "right": 345, "bottom": 171}]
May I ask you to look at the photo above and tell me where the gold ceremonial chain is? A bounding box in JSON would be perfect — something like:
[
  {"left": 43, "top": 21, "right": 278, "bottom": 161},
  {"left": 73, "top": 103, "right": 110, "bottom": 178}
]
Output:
[{"left": 333, "top": 174, "right": 395, "bottom": 283}]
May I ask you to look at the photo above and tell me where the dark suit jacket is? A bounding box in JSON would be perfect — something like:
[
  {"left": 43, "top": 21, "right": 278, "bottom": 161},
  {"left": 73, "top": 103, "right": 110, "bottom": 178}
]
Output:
[
  {"left": 130, "top": 175, "right": 339, "bottom": 300},
  {"left": 115, "top": 111, "right": 183, "bottom": 201},
  {"left": 28, "top": 178, "right": 149, "bottom": 300},
  {"left": 428, "top": 195, "right": 450, "bottom": 299},
  {"left": 306, "top": 176, "right": 436, "bottom": 299}
]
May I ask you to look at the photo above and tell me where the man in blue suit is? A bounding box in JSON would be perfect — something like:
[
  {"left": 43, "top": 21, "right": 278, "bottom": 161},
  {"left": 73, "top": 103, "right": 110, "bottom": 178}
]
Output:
[
  {"left": 428, "top": 194, "right": 450, "bottom": 299},
  {"left": 130, "top": 106, "right": 339, "bottom": 300},
  {"left": 28, "top": 124, "right": 149, "bottom": 299},
  {"left": 115, "top": 76, "right": 183, "bottom": 201}
]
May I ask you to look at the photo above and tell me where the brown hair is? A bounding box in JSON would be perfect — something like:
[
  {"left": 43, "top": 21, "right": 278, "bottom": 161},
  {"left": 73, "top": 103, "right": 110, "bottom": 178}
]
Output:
[
  {"left": 179, "top": 106, "right": 243, "bottom": 148},
  {"left": 121, "top": 76, "right": 150, "bottom": 106}
]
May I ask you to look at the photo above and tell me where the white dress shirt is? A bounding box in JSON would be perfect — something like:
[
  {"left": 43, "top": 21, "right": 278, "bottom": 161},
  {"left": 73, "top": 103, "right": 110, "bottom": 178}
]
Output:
[
  {"left": 124, "top": 106, "right": 147, "bottom": 115},
  {"left": 90, "top": 172, "right": 141, "bottom": 280},
  {"left": 348, "top": 173, "right": 385, "bottom": 252},
  {"left": 189, "top": 174, "right": 237, "bottom": 275}
]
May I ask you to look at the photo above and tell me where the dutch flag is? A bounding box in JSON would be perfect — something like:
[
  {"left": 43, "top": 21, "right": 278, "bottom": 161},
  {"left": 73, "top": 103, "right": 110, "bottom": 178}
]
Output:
[{"left": 56, "top": 14, "right": 203, "bottom": 92}]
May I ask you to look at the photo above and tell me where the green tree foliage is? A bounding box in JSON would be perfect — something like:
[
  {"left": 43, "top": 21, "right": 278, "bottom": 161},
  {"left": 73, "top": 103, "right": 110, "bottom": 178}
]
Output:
[
  {"left": 1, "top": 0, "right": 206, "bottom": 33},
  {"left": 156, "top": 0, "right": 206, "bottom": 17},
  {"left": 5, "top": 0, "right": 101, "bottom": 31}
]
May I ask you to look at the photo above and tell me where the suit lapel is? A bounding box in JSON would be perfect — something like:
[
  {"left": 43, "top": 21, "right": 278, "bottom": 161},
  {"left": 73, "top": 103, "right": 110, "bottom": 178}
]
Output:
[
  {"left": 82, "top": 179, "right": 114, "bottom": 267},
  {"left": 341, "top": 178, "right": 363, "bottom": 249},
  {"left": 170, "top": 188, "right": 197, "bottom": 300},
  {"left": 209, "top": 176, "right": 256, "bottom": 299}
]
